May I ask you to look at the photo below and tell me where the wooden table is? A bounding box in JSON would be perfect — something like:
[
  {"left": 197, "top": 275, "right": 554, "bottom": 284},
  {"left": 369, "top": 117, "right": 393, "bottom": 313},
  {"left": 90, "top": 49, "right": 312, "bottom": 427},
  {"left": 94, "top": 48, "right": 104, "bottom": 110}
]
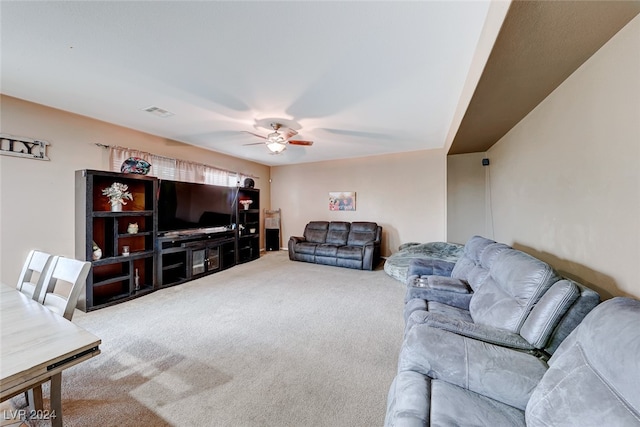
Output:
[{"left": 0, "top": 283, "right": 101, "bottom": 426}]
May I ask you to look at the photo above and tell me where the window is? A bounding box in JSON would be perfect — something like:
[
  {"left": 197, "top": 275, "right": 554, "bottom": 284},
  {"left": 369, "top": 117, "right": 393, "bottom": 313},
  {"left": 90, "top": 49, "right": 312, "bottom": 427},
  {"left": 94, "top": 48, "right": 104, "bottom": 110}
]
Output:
[{"left": 108, "top": 146, "right": 250, "bottom": 187}]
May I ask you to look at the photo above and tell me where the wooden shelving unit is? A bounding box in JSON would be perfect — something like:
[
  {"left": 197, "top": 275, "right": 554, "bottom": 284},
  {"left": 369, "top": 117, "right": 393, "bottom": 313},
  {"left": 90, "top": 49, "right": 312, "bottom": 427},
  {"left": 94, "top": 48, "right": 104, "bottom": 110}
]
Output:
[
  {"left": 156, "top": 230, "right": 236, "bottom": 288},
  {"left": 76, "top": 170, "right": 262, "bottom": 309},
  {"left": 235, "top": 187, "right": 260, "bottom": 263},
  {"left": 75, "top": 169, "right": 158, "bottom": 311}
]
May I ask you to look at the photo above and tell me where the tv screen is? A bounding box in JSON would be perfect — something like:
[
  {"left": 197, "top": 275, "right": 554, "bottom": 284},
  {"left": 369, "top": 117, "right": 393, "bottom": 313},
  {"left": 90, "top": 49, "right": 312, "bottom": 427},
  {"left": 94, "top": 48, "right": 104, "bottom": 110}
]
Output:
[{"left": 157, "top": 179, "right": 236, "bottom": 234}]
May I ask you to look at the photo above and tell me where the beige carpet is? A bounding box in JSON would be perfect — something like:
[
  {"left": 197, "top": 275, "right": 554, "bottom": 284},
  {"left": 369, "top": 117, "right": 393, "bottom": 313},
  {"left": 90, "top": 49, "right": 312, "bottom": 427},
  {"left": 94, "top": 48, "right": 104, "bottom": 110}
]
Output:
[{"left": 13, "top": 252, "right": 405, "bottom": 426}]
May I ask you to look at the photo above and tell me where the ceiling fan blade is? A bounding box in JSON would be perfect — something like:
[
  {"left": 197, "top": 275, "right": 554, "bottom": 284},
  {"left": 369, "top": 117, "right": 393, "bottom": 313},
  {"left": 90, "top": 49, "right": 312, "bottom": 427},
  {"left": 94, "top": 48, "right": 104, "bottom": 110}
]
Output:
[
  {"left": 288, "top": 140, "right": 314, "bottom": 146},
  {"left": 242, "top": 142, "right": 266, "bottom": 146},
  {"left": 241, "top": 131, "right": 266, "bottom": 139},
  {"left": 283, "top": 129, "right": 298, "bottom": 139}
]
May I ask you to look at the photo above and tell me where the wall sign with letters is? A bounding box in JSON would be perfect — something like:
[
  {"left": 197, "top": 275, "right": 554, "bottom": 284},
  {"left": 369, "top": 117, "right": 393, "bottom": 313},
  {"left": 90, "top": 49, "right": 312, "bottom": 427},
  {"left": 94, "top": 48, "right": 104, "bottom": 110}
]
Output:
[{"left": 0, "top": 134, "right": 51, "bottom": 161}]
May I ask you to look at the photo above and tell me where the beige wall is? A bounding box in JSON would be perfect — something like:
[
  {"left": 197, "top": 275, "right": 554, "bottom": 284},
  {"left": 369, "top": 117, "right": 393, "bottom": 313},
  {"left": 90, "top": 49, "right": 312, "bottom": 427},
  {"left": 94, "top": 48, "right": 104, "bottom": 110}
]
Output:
[
  {"left": 485, "top": 15, "right": 640, "bottom": 299},
  {"left": 271, "top": 149, "right": 447, "bottom": 257},
  {"left": 0, "top": 95, "right": 270, "bottom": 285},
  {"left": 446, "top": 152, "right": 488, "bottom": 245}
]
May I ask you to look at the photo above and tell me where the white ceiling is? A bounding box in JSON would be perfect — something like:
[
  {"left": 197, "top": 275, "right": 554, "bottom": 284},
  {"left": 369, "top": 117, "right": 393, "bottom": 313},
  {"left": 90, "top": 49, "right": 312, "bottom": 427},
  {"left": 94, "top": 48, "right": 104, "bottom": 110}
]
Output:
[{"left": 1, "top": 1, "right": 491, "bottom": 166}]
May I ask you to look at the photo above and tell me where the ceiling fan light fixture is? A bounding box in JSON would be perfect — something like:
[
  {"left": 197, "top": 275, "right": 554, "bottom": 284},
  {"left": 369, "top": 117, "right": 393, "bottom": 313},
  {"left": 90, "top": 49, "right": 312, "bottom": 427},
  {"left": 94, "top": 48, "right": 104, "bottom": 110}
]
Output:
[
  {"left": 266, "top": 140, "right": 287, "bottom": 154},
  {"left": 267, "top": 131, "right": 286, "bottom": 144},
  {"left": 265, "top": 126, "right": 287, "bottom": 153}
]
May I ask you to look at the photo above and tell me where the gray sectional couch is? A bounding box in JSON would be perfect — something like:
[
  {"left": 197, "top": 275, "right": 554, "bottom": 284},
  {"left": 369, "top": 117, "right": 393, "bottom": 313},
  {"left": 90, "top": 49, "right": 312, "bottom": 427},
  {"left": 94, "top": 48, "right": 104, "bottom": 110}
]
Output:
[
  {"left": 288, "top": 221, "right": 382, "bottom": 270},
  {"left": 404, "top": 236, "right": 600, "bottom": 356},
  {"left": 386, "top": 297, "right": 640, "bottom": 426},
  {"left": 383, "top": 235, "right": 634, "bottom": 426}
]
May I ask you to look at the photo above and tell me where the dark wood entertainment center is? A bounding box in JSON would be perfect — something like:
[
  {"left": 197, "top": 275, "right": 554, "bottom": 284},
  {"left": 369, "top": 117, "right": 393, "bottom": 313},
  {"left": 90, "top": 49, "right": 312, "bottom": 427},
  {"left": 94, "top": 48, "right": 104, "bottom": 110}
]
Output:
[{"left": 75, "top": 169, "right": 260, "bottom": 311}]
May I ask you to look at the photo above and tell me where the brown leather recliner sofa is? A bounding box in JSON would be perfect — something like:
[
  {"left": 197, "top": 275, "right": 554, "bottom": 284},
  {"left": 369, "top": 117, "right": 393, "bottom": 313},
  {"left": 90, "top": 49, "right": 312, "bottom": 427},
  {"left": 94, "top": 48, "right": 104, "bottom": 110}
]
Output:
[{"left": 288, "top": 221, "right": 382, "bottom": 270}]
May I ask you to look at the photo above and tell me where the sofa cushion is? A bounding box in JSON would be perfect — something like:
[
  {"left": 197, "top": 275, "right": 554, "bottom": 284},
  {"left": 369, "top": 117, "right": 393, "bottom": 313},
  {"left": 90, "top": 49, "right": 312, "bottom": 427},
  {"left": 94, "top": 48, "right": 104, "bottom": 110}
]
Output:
[
  {"left": 404, "top": 289, "right": 473, "bottom": 319},
  {"left": 479, "top": 242, "right": 512, "bottom": 266},
  {"left": 450, "top": 235, "right": 496, "bottom": 280},
  {"left": 336, "top": 245, "right": 363, "bottom": 260},
  {"left": 346, "top": 222, "right": 378, "bottom": 246},
  {"left": 315, "top": 255, "right": 338, "bottom": 266},
  {"left": 424, "top": 276, "right": 470, "bottom": 293},
  {"left": 464, "top": 242, "right": 511, "bottom": 291},
  {"left": 336, "top": 258, "right": 362, "bottom": 269},
  {"left": 326, "top": 221, "right": 350, "bottom": 245},
  {"left": 315, "top": 244, "right": 340, "bottom": 257},
  {"left": 519, "top": 279, "right": 580, "bottom": 349},
  {"left": 526, "top": 297, "right": 640, "bottom": 426},
  {"left": 303, "top": 221, "right": 329, "bottom": 244},
  {"left": 427, "top": 301, "right": 473, "bottom": 322},
  {"left": 295, "top": 242, "right": 318, "bottom": 255},
  {"left": 430, "top": 381, "right": 526, "bottom": 427},
  {"left": 469, "top": 249, "right": 561, "bottom": 333}
]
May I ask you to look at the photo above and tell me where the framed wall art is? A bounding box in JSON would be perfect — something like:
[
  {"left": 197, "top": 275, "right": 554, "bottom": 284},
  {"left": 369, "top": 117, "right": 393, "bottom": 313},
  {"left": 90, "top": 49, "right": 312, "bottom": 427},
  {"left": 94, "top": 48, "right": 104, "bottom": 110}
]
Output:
[{"left": 329, "top": 191, "right": 356, "bottom": 211}]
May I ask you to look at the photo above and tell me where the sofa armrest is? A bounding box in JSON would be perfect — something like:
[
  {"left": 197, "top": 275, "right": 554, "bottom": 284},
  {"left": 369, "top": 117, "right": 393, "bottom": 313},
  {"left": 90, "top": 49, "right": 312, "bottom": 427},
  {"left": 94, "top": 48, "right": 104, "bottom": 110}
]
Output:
[
  {"left": 423, "top": 276, "right": 470, "bottom": 293},
  {"left": 288, "top": 236, "right": 305, "bottom": 260},
  {"left": 404, "top": 285, "right": 473, "bottom": 309},
  {"left": 362, "top": 241, "right": 379, "bottom": 270},
  {"left": 398, "top": 323, "right": 548, "bottom": 410},
  {"left": 385, "top": 371, "right": 431, "bottom": 427},
  {"left": 406, "top": 310, "right": 535, "bottom": 350},
  {"left": 407, "top": 258, "right": 457, "bottom": 278}
]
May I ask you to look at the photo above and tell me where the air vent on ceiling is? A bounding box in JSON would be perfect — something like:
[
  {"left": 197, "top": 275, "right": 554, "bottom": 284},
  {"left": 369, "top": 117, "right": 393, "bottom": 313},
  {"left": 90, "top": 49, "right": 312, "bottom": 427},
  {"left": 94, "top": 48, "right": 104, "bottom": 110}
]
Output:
[{"left": 142, "top": 106, "right": 174, "bottom": 118}]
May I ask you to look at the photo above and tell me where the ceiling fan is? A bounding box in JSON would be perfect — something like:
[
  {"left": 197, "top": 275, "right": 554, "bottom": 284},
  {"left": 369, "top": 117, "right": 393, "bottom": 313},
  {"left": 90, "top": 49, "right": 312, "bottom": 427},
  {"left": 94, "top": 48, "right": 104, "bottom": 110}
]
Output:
[{"left": 243, "top": 122, "right": 313, "bottom": 154}]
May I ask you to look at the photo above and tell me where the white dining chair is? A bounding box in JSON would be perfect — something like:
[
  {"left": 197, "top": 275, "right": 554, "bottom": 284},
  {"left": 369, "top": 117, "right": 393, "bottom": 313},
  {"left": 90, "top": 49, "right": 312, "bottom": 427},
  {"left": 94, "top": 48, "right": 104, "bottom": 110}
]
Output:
[
  {"left": 34, "top": 256, "right": 91, "bottom": 321},
  {"left": 20, "top": 255, "right": 90, "bottom": 414},
  {"left": 16, "top": 250, "right": 53, "bottom": 300}
]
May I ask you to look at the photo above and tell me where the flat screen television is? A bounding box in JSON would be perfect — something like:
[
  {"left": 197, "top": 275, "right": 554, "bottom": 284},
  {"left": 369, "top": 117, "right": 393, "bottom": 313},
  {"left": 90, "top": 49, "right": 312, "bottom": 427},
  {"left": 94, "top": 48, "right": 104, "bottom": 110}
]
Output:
[{"left": 157, "top": 179, "right": 238, "bottom": 235}]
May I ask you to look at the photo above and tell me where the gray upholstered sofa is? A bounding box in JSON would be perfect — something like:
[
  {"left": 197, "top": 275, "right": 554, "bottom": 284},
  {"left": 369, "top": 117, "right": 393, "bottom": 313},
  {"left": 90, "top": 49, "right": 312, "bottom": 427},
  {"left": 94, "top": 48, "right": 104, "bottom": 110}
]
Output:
[
  {"left": 403, "top": 235, "right": 600, "bottom": 356},
  {"left": 385, "top": 297, "right": 640, "bottom": 426},
  {"left": 288, "top": 221, "right": 382, "bottom": 270}
]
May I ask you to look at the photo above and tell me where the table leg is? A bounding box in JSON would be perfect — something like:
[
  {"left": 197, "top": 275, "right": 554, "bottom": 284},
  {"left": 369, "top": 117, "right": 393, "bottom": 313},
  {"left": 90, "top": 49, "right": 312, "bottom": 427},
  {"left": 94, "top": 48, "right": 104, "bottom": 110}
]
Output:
[
  {"left": 26, "top": 386, "right": 43, "bottom": 412},
  {"left": 50, "top": 374, "right": 62, "bottom": 427}
]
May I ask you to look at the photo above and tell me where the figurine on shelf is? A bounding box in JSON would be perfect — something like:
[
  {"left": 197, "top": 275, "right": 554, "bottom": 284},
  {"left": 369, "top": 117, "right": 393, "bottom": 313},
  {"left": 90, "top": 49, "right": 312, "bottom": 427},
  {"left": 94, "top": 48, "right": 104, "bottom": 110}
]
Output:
[
  {"left": 127, "top": 222, "right": 139, "bottom": 234},
  {"left": 134, "top": 268, "right": 140, "bottom": 291},
  {"left": 239, "top": 200, "right": 253, "bottom": 210},
  {"left": 92, "top": 241, "right": 102, "bottom": 260}
]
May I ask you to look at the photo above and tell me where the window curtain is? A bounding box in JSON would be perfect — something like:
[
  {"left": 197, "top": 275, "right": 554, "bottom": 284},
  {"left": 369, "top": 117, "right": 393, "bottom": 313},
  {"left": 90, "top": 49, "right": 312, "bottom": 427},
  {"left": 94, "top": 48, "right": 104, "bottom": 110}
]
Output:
[
  {"left": 108, "top": 146, "right": 247, "bottom": 187},
  {"left": 204, "top": 167, "right": 231, "bottom": 186},
  {"left": 176, "top": 159, "right": 204, "bottom": 183}
]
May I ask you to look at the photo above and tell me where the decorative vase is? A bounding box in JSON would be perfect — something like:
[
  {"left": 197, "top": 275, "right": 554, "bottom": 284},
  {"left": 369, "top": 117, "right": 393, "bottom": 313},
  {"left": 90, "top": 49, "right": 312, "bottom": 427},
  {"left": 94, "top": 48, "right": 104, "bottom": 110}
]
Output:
[{"left": 111, "top": 202, "right": 122, "bottom": 212}]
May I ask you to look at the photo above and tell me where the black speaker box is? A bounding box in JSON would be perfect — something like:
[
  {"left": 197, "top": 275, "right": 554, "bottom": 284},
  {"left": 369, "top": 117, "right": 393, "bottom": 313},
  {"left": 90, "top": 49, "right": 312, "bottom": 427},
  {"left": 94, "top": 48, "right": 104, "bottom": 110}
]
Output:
[{"left": 265, "top": 229, "right": 280, "bottom": 251}]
